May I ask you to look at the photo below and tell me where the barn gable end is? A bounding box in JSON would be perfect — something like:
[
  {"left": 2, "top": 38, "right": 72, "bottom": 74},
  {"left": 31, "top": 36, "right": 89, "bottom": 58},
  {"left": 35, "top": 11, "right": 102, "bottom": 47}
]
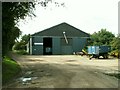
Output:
[{"left": 28, "top": 22, "right": 90, "bottom": 55}]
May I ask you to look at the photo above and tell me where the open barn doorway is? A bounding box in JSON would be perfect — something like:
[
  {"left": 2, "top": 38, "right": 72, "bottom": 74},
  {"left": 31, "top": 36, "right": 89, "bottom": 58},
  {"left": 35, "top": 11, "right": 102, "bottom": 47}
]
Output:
[{"left": 43, "top": 37, "right": 52, "bottom": 55}]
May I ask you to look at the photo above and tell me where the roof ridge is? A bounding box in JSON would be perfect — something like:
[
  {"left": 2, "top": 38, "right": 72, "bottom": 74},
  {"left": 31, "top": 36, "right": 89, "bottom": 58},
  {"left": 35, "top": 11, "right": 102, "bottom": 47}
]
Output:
[
  {"left": 32, "top": 22, "right": 68, "bottom": 35},
  {"left": 32, "top": 22, "right": 90, "bottom": 37}
]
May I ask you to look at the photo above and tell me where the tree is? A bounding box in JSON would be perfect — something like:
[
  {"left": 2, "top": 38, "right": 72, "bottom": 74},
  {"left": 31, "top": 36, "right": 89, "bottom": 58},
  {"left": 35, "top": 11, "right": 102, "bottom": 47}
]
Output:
[
  {"left": 2, "top": 1, "right": 65, "bottom": 55},
  {"left": 110, "top": 34, "right": 120, "bottom": 58},
  {"left": 21, "top": 34, "right": 30, "bottom": 44},
  {"left": 13, "top": 42, "right": 26, "bottom": 50},
  {"left": 13, "top": 34, "right": 30, "bottom": 50},
  {"left": 90, "top": 29, "right": 115, "bottom": 46},
  {"left": 111, "top": 34, "right": 120, "bottom": 50},
  {"left": 2, "top": 2, "right": 35, "bottom": 55}
]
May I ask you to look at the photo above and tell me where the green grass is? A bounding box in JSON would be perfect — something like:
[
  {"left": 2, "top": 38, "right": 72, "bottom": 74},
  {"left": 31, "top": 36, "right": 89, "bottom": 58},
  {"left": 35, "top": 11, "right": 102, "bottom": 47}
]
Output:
[
  {"left": 105, "top": 73, "right": 120, "bottom": 79},
  {"left": 13, "top": 50, "right": 29, "bottom": 55},
  {"left": 2, "top": 56, "right": 21, "bottom": 84}
]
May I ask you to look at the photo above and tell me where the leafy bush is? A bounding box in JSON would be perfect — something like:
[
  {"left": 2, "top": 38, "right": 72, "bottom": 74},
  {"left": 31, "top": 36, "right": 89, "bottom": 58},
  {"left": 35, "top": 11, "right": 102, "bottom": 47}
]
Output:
[
  {"left": 110, "top": 50, "right": 120, "bottom": 58},
  {"left": 110, "top": 34, "right": 120, "bottom": 51},
  {"left": 13, "top": 42, "right": 26, "bottom": 50},
  {"left": 90, "top": 29, "right": 115, "bottom": 46}
]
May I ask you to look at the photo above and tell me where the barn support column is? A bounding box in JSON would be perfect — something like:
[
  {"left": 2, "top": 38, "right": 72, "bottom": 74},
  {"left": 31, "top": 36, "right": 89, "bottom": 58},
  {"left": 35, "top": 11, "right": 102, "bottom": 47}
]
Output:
[{"left": 30, "top": 37, "right": 32, "bottom": 55}]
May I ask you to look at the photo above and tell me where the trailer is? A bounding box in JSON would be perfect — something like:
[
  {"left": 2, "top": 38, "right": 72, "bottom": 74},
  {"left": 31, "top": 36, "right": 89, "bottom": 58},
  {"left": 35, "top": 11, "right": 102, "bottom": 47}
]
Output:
[{"left": 88, "top": 46, "right": 111, "bottom": 59}]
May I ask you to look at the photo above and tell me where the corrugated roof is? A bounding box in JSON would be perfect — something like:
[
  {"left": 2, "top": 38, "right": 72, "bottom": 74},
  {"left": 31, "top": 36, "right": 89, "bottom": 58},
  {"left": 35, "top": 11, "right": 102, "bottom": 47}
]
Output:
[{"left": 32, "top": 22, "right": 90, "bottom": 37}]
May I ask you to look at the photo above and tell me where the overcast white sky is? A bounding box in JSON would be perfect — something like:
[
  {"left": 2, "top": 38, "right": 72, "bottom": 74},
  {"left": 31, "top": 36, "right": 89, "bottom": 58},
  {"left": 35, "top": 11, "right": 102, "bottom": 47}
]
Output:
[{"left": 17, "top": 0, "right": 119, "bottom": 36}]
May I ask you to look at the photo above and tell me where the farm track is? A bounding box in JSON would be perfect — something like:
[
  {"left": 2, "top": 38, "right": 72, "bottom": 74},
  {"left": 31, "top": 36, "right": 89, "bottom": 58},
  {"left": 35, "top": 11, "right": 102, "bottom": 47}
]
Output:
[{"left": 2, "top": 53, "right": 118, "bottom": 88}]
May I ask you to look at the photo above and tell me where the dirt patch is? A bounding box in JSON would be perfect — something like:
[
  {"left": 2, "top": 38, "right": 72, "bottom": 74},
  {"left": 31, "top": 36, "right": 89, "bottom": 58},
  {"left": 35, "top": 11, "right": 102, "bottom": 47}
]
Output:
[
  {"left": 3, "top": 63, "right": 75, "bottom": 88},
  {"left": 66, "top": 60, "right": 77, "bottom": 62},
  {"left": 28, "top": 59, "right": 44, "bottom": 62}
]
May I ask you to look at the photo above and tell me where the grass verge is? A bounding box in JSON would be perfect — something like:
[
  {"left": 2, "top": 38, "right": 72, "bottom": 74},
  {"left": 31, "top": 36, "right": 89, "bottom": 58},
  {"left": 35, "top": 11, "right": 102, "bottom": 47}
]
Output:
[
  {"left": 2, "top": 56, "right": 21, "bottom": 85},
  {"left": 13, "top": 50, "right": 29, "bottom": 55},
  {"left": 104, "top": 72, "right": 120, "bottom": 79}
]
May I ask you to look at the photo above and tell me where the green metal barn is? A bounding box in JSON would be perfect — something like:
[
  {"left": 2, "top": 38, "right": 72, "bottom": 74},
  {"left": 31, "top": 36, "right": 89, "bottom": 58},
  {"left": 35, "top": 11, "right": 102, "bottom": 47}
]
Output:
[{"left": 27, "top": 22, "right": 90, "bottom": 55}]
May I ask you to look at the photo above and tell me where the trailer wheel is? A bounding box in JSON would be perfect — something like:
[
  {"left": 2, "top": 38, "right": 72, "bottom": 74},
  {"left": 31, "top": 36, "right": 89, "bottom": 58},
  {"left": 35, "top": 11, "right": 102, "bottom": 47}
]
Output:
[
  {"left": 89, "top": 55, "right": 93, "bottom": 60},
  {"left": 106, "top": 55, "right": 108, "bottom": 59},
  {"left": 103, "top": 55, "right": 106, "bottom": 59},
  {"left": 97, "top": 56, "right": 99, "bottom": 59},
  {"left": 103, "top": 54, "right": 108, "bottom": 59}
]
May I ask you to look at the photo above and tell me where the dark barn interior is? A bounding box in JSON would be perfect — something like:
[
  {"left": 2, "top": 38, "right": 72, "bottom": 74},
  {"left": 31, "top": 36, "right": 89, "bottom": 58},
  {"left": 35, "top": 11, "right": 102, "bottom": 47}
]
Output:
[{"left": 43, "top": 37, "right": 52, "bottom": 55}]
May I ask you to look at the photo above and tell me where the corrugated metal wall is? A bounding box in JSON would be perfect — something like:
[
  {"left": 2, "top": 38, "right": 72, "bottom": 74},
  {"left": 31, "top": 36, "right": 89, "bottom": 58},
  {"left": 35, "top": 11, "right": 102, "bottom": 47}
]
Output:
[
  {"left": 52, "top": 37, "right": 61, "bottom": 54},
  {"left": 32, "top": 36, "right": 43, "bottom": 55},
  {"left": 30, "top": 36, "right": 87, "bottom": 55},
  {"left": 73, "top": 37, "right": 87, "bottom": 52},
  {"left": 61, "top": 38, "right": 73, "bottom": 54}
]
